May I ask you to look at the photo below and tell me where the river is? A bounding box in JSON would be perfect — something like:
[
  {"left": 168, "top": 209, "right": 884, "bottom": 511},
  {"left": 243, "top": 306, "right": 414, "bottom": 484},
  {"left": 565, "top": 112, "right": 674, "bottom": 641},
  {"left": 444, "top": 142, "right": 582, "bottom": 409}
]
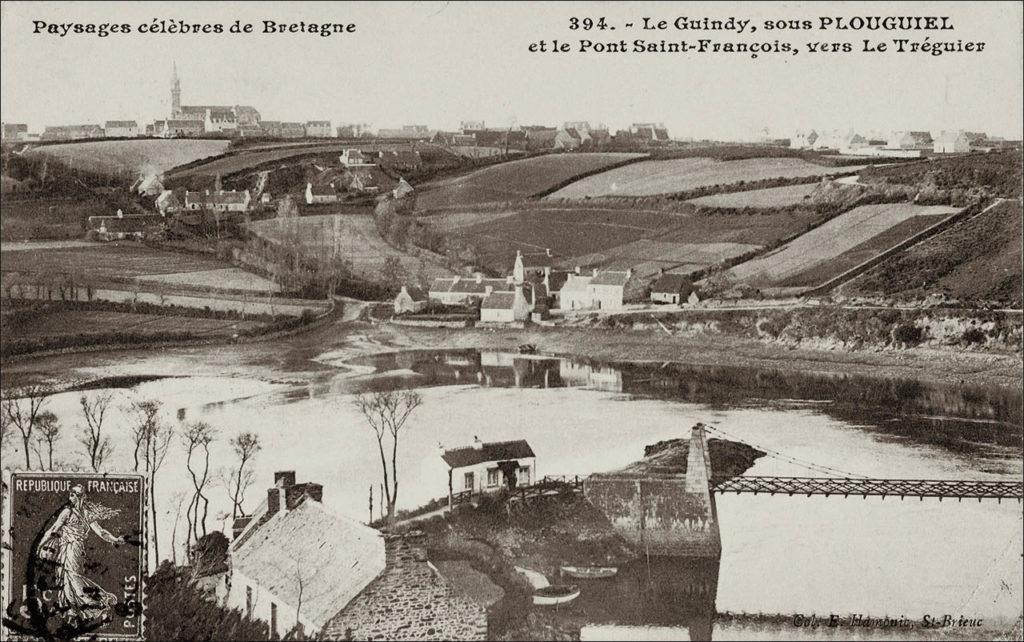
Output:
[{"left": 1, "top": 348, "right": 1020, "bottom": 638}]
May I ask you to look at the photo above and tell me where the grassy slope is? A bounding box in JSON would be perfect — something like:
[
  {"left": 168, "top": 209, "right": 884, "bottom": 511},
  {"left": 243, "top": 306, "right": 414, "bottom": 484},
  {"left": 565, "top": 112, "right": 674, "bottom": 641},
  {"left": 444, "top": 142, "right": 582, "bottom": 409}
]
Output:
[{"left": 845, "top": 200, "right": 1023, "bottom": 306}]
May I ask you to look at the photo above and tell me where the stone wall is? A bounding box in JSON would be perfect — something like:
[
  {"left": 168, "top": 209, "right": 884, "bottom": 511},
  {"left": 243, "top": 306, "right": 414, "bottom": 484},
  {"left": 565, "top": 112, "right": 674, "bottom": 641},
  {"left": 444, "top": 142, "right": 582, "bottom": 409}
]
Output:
[{"left": 321, "top": 536, "right": 487, "bottom": 641}]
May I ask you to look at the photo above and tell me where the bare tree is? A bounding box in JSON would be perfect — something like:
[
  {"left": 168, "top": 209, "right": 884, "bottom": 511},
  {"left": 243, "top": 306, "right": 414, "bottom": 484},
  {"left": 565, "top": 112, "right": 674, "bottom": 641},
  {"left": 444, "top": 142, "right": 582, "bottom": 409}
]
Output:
[
  {"left": 1, "top": 385, "right": 51, "bottom": 469},
  {"left": 169, "top": 491, "right": 188, "bottom": 567},
  {"left": 131, "top": 399, "right": 174, "bottom": 564},
  {"left": 31, "top": 412, "right": 61, "bottom": 471},
  {"left": 78, "top": 391, "right": 114, "bottom": 472},
  {"left": 220, "top": 432, "right": 262, "bottom": 519},
  {"left": 352, "top": 389, "right": 423, "bottom": 526},
  {"left": 183, "top": 421, "right": 217, "bottom": 546}
]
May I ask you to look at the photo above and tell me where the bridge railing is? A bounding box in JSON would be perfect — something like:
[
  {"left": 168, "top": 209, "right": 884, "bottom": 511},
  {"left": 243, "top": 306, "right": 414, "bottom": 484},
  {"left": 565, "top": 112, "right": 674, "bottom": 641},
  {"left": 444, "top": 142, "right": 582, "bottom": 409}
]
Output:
[{"left": 710, "top": 476, "right": 1023, "bottom": 501}]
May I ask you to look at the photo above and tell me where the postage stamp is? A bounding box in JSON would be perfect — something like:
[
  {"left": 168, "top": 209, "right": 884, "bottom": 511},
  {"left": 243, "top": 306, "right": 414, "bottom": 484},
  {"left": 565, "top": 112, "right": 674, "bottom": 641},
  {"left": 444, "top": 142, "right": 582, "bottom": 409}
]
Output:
[{"left": 2, "top": 471, "right": 146, "bottom": 641}]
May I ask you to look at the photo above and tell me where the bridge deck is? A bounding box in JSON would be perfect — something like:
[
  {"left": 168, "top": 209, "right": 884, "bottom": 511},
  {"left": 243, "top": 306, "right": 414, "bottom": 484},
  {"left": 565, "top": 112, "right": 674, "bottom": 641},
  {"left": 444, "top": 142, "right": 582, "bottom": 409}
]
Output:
[{"left": 710, "top": 476, "right": 1023, "bottom": 501}]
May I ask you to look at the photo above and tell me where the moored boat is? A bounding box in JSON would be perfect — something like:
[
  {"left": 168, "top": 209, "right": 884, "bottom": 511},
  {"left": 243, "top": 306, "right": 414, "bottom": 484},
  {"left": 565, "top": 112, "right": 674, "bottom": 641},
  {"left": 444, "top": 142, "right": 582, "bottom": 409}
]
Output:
[
  {"left": 532, "top": 584, "right": 581, "bottom": 606},
  {"left": 559, "top": 565, "right": 618, "bottom": 579}
]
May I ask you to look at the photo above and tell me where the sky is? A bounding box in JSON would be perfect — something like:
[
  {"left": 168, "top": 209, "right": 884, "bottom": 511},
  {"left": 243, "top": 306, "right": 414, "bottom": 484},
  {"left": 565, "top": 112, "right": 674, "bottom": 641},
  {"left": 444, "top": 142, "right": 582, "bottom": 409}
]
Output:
[{"left": 1, "top": 1, "right": 1022, "bottom": 140}]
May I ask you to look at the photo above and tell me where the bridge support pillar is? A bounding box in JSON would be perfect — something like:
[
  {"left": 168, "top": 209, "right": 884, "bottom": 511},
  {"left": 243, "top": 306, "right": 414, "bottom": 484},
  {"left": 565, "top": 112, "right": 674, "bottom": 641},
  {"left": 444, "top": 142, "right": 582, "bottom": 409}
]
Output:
[{"left": 584, "top": 424, "right": 721, "bottom": 558}]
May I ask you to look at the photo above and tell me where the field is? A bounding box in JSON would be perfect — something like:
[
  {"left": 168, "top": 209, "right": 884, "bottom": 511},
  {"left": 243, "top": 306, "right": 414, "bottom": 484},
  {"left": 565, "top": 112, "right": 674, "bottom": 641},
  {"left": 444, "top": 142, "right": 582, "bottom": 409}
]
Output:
[
  {"left": 1, "top": 196, "right": 121, "bottom": 241},
  {"left": 846, "top": 200, "right": 1023, "bottom": 305},
  {"left": 414, "top": 153, "right": 644, "bottom": 210},
  {"left": 4, "top": 308, "right": 263, "bottom": 339},
  {"left": 170, "top": 141, "right": 451, "bottom": 179},
  {"left": 134, "top": 268, "right": 280, "bottom": 292},
  {"left": 248, "top": 214, "right": 454, "bottom": 281},
  {"left": 687, "top": 183, "right": 819, "bottom": 209},
  {"left": 443, "top": 205, "right": 824, "bottom": 275},
  {"left": 725, "top": 203, "right": 959, "bottom": 287},
  {"left": 25, "top": 139, "right": 230, "bottom": 177},
  {"left": 547, "top": 158, "right": 864, "bottom": 198},
  {"left": 1, "top": 242, "right": 229, "bottom": 280}
]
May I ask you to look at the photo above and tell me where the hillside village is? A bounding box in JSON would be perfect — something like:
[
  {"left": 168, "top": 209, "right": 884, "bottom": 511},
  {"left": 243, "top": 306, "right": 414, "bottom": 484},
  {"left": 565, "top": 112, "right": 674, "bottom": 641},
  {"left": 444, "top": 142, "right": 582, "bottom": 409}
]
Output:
[{"left": 1, "top": 56, "right": 1023, "bottom": 642}]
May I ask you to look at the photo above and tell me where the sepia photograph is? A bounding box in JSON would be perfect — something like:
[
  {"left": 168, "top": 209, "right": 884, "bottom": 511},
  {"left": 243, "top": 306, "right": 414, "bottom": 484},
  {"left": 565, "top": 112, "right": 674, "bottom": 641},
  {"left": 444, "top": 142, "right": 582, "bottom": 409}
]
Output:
[{"left": 1, "top": 1, "right": 1021, "bottom": 640}]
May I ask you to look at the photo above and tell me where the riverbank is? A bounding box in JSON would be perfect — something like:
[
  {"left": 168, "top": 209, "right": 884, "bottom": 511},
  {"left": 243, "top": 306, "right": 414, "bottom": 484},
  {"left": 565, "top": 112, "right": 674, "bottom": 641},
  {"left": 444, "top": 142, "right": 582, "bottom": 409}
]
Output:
[{"left": 1, "top": 311, "right": 1020, "bottom": 392}]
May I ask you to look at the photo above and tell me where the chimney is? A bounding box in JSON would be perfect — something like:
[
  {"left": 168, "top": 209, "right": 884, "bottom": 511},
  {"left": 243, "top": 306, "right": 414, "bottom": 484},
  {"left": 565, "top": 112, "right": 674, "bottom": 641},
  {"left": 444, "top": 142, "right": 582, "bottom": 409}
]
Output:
[
  {"left": 274, "top": 471, "right": 296, "bottom": 488},
  {"left": 267, "top": 486, "right": 284, "bottom": 517},
  {"left": 472, "top": 436, "right": 484, "bottom": 450},
  {"left": 286, "top": 482, "right": 323, "bottom": 509},
  {"left": 626, "top": 268, "right": 633, "bottom": 279}
]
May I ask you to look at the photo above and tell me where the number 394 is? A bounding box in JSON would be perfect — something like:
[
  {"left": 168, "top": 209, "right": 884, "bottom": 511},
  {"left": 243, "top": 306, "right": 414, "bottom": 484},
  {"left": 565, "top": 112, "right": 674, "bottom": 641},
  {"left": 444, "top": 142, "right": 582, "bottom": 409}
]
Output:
[{"left": 569, "top": 17, "right": 610, "bottom": 30}]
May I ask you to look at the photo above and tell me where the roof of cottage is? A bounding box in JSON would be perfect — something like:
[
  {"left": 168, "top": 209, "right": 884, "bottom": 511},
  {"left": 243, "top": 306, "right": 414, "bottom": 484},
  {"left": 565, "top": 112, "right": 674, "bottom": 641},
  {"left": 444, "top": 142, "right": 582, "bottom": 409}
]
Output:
[{"left": 442, "top": 439, "right": 536, "bottom": 468}]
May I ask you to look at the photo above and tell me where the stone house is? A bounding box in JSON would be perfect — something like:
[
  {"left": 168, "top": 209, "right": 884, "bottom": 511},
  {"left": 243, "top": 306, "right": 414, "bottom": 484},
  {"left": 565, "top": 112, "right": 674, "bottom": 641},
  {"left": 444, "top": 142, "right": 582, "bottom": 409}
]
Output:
[
  {"left": 227, "top": 472, "right": 386, "bottom": 639},
  {"left": 339, "top": 149, "right": 373, "bottom": 167},
  {"left": 790, "top": 130, "right": 818, "bottom": 149},
  {"left": 304, "top": 121, "right": 332, "bottom": 137},
  {"left": 305, "top": 182, "right": 341, "bottom": 204},
  {"left": 184, "top": 189, "right": 252, "bottom": 212},
  {"left": 888, "top": 130, "right": 934, "bottom": 150},
  {"left": 934, "top": 131, "right": 970, "bottom": 154},
  {"left": 428, "top": 274, "right": 513, "bottom": 306},
  {"left": 204, "top": 109, "right": 238, "bottom": 133},
  {"left": 441, "top": 438, "right": 536, "bottom": 496},
  {"left": 86, "top": 214, "right": 163, "bottom": 242},
  {"left": 393, "top": 285, "right": 429, "bottom": 314},
  {"left": 479, "top": 286, "right": 531, "bottom": 323},
  {"left": 650, "top": 273, "right": 694, "bottom": 304},
  {"left": 104, "top": 120, "right": 139, "bottom": 137}
]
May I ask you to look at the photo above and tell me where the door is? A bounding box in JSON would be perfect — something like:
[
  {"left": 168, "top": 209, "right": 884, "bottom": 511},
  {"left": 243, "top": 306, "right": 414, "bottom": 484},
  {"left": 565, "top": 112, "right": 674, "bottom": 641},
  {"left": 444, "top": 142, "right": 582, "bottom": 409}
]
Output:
[{"left": 464, "top": 471, "right": 474, "bottom": 492}]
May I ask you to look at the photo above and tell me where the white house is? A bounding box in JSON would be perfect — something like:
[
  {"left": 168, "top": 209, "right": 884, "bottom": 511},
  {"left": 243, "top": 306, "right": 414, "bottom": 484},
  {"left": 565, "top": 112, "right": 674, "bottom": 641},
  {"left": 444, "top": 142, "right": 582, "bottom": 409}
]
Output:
[
  {"left": 650, "top": 273, "right": 694, "bottom": 304},
  {"left": 184, "top": 189, "right": 252, "bottom": 212},
  {"left": 589, "top": 269, "right": 631, "bottom": 310},
  {"left": 888, "top": 131, "right": 933, "bottom": 150},
  {"left": 137, "top": 174, "right": 164, "bottom": 196},
  {"left": 790, "top": 130, "right": 818, "bottom": 149},
  {"left": 934, "top": 131, "right": 970, "bottom": 154},
  {"left": 558, "top": 272, "right": 595, "bottom": 310},
  {"left": 441, "top": 438, "right": 536, "bottom": 498},
  {"left": 393, "top": 286, "right": 428, "bottom": 314},
  {"left": 228, "top": 472, "right": 385, "bottom": 639},
  {"left": 480, "top": 286, "right": 531, "bottom": 323},
  {"left": 204, "top": 109, "right": 238, "bottom": 133},
  {"left": 339, "top": 149, "right": 373, "bottom": 166},
  {"left": 305, "top": 182, "right": 341, "bottom": 204},
  {"left": 838, "top": 133, "right": 869, "bottom": 155},
  {"left": 104, "top": 120, "right": 139, "bottom": 138},
  {"left": 428, "top": 274, "right": 513, "bottom": 306},
  {"left": 304, "top": 121, "right": 332, "bottom": 138}
]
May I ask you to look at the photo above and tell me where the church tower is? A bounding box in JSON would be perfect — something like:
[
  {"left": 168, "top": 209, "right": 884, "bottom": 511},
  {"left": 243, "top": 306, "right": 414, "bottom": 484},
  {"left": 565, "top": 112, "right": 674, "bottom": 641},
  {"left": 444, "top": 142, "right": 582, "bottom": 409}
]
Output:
[{"left": 171, "top": 63, "right": 181, "bottom": 116}]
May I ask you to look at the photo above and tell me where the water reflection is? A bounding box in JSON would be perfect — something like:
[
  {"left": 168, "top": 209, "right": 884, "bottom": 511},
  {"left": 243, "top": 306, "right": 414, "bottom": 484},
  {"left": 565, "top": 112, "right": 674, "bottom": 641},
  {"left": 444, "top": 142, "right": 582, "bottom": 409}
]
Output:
[{"left": 336, "top": 350, "right": 1022, "bottom": 463}]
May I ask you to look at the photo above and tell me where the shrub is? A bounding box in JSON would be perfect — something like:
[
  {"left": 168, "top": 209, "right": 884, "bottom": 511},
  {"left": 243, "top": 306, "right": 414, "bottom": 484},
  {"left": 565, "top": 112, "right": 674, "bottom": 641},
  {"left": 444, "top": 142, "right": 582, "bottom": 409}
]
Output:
[
  {"left": 961, "top": 327, "right": 987, "bottom": 346},
  {"left": 891, "top": 323, "right": 925, "bottom": 346}
]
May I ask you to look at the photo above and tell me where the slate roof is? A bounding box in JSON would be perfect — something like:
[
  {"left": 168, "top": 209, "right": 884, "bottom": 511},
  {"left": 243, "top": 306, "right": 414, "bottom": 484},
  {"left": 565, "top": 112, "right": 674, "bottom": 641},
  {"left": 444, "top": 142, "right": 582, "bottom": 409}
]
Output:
[
  {"left": 651, "top": 273, "right": 693, "bottom": 293},
  {"left": 481, "top": 291, "right": 515, "bottom": 310},
  {"left": 104, "top": 120, "right": 137, "bottom": 128},
  {"left": 429, "top": 277, "right": 512, "bottom": 295},
  {"left": 591, "top": 271, "right": 631, "bottom": 287},
  {"left": 442, "top": 440, "right": 536, "bottom": 468},
  {"left": 185, "top": 190, "right": 250, "bottom": 206},
  {"left": 400, "top": 286, "right": 428, "bottom": 301},
  {"left": 231, "top": 499, "right": 385, "bottom": 631}
]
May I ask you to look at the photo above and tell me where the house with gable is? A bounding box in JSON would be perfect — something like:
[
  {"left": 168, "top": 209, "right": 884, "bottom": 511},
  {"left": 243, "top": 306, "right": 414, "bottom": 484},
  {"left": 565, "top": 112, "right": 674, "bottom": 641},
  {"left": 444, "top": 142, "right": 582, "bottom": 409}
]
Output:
[
  {"left": 934, "top": 131, "right": 970, "bottom": 154},
  {"left": 441, "top": 438, "right": 537, "bottom": 497},
  {"left": 227, "top": 472, "right": 386, "bottom": 639}
]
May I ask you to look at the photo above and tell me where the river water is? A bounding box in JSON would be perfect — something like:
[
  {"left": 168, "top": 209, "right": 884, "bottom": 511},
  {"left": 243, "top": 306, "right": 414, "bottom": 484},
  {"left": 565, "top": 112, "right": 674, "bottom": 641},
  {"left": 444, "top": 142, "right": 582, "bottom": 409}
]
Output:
[{"left": 2, "top": 348, "right": 1020, "bottom": 638}]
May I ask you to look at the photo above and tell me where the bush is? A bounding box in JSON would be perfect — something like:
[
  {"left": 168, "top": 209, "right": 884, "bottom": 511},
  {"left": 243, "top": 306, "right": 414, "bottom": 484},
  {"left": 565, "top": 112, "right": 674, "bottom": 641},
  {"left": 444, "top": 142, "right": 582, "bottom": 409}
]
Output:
[
  {"left": 961, "top": 327, "right": 987, "bottom": 345},
  {"left": 891, "top": 323, "right": 925, "bottom": 346}
]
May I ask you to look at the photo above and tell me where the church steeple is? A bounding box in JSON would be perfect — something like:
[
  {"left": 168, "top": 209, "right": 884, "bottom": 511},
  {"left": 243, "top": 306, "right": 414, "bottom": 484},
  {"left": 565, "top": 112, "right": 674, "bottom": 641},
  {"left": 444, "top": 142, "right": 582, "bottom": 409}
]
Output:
[{"left": 171, "top": 62, "right": 181, "bottom": 116}]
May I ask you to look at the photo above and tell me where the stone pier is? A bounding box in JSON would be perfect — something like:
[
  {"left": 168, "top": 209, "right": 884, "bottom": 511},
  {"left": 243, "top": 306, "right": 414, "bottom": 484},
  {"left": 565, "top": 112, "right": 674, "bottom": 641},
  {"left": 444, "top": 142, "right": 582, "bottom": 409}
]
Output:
[{"left": 584, "top": 424, "right": 721, "bottom": 558}]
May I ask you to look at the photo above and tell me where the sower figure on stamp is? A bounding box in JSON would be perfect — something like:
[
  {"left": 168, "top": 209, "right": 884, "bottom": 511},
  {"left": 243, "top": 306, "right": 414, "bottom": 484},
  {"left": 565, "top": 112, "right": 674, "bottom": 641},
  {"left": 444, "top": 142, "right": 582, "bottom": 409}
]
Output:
[{"left": 35, "top": 484, "right": 127, "bottom": 623}]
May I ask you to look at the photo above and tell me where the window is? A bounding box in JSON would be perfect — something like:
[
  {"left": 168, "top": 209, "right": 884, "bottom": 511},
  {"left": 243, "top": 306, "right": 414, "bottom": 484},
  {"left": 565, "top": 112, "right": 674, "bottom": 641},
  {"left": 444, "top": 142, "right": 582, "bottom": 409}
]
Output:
[
  {"left": 463, "top": 471, "right": 474, "bottom": 491},
  {"left": 487, "top": 469, "right": 499, "bottom": 487},
  {"left": 519, "top": 466, "right": 531, "bottom": 485}
]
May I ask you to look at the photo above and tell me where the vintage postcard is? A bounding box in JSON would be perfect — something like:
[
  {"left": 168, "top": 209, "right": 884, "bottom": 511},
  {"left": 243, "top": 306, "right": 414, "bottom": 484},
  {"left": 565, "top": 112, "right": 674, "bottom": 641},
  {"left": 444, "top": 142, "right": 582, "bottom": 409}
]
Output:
[
  {"left": 2, "top": 471, "right": 146, "bottom": 640},
  {"left": 0, "top": 1, "right": 1021, "bottom": 640}
]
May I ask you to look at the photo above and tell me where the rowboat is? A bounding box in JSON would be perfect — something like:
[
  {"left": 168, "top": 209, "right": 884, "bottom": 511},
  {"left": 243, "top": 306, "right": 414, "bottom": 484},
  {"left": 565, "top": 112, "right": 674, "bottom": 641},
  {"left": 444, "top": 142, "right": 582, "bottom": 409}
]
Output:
[
  {"left": 559, "top": 565, "right": 618, "bottom": 579},
  {"left": 532, "top": 584, "right": 581, "bottom": 606}
]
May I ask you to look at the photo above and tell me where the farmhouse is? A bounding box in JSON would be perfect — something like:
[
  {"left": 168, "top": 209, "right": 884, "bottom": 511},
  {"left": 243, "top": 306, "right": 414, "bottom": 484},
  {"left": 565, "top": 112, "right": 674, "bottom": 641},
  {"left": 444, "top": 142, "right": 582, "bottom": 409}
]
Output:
[
  {"left": 441, "top": 438, "right": 536, "bottom": 496},
  {"left": 378, "top": 150, "right": 423, "bottom": 172},
  {"left": 153, "top": 119, "right": 205, "bottom": 137},
  {"left": 790, "top": 130, "right": 818, "bottom": 149},
  {"left": 87, "top": 214, "right": 163, "bottom": 241},
  {"left": 305, "top": 182, "right": 342, "bottom": 204},
  {"left": 839, "top": 133, "right": 869, "bottom": 154},
  {"left": 279, "top": 122, "right": 307, "bottom": 138},
  {"left": 41, "top": 124, "right": 104, "bottom": 141},
  {"left": 227, "top": 472, "right": 385, "bottom": 639},
  {"left": 184, "top": 189, "right": 252, "bottom": 212},
  {"left": 650, "top": 273, "right": 695, "bottom": 304},
  {"left": 934, "top": 131, "right": 970, "bottom": 154},
  {"left": 155, "top": 189, "right": 183, "bottom": 214},
  {"left": 304, "top": 121, "right": 332, "bottom": 137},
  {"left": 2, "top": 123, "right": 28, "bottom": 141},
  {"left": 630, "top": 123, "right": 671, "bottom": 143},
  {"left": 428, "top": 274, "right": 513, "bottom": 305},
  {"left": 480, "top": 286, "right": 532, "bottom": 323},
  {"left": 887, "top": 130, "right": 934, "bottom": 150},
  {"left": 336, "top": 123, "right": 372, "bottom": 138},
  {"left": 103, "top": 120, "right": 139, "bottom": 138},
  {"left": 393, "top": 285, "right": 429, "bottom": 314},
  {"left": 339, "top": 149, "right": 373, "bottom": 167},
  {"left": 559, "top": 268, "right": 632, "bottom": 310}
]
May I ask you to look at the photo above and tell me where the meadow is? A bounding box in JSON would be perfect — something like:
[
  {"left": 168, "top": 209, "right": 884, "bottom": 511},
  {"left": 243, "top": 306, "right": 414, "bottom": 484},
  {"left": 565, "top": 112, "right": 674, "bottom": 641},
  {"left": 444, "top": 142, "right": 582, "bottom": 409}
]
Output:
[
  {"left": 414, "top": 153, "right": 644, "bottom": 210},
  {"left": 247, "top": 214, "right": 453, "bottom": 281},
  {"left": 687, "top": 183, "right": 819, "bottom": 209},
  {"left": 725, "top": 203, "right": 959, "bottom": 287},
  {"left": 1, "top": 242, "right": 229, "bottom": 280},
  {"left": 547, "top": 158, "right": 864, "bottom": 198},
  {"left": 25, "top": 139, "right": 230, "bottom": 177}
]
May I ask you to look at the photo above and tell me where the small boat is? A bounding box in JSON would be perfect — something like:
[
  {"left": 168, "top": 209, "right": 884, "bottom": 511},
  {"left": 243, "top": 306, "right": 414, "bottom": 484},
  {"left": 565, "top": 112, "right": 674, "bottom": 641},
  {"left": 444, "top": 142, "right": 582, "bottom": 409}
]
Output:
[
  {"left": 517, "top": 344, "right": 537, "bottom": 354},
  {"left": 559, "top": 565, "right": 618, "bottom": 579},
  {"left": 532, "top": 584, "right": 580, "bottom": 606}
]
